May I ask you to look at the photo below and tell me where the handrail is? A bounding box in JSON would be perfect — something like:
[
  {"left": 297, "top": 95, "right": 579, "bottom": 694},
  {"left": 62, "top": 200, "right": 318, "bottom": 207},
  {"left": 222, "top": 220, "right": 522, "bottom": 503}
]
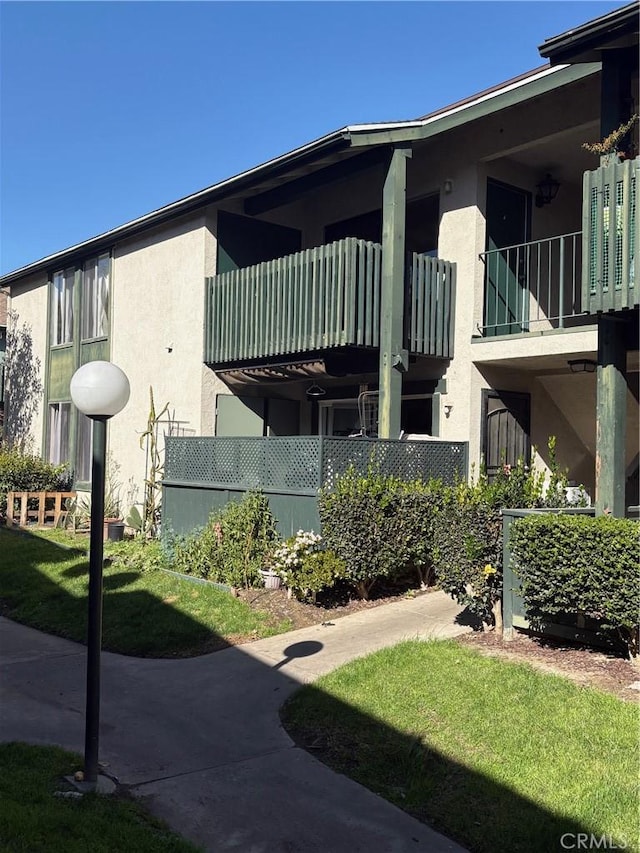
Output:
[{"left": 479, "top": 231, "right": 583, "bottom": 336}]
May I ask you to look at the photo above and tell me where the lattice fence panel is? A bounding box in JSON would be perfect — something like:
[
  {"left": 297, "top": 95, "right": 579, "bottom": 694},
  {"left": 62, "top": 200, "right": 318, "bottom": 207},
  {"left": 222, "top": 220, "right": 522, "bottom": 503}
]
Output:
[
  {"left": 322, "top": 438, "right": 467, "bottom": 489},
  {"left": 166, "top": 436, "right": 467, "bottom": 492},
  {"left": 262, "top": 438, "right": 322, "bottom": 491}
]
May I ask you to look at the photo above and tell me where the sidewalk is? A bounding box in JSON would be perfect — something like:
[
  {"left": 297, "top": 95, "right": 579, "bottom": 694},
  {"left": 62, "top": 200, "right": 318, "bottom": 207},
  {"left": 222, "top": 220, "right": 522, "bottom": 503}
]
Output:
[{"left": 0, "top": 590, "right": 470, "bottom": 852}]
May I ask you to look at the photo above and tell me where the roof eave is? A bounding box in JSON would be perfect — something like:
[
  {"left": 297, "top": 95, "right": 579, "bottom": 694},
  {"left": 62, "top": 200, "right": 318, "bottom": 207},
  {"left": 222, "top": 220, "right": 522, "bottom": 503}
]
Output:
[
  {"left": 539, "top": 1, "right": 639, "bottom": 63},
  {"left": 1, "top": 129, "right": 350, "bottom": 287},
  {"left": 346, "top": 63, "right": 599, "bottom": 148}
]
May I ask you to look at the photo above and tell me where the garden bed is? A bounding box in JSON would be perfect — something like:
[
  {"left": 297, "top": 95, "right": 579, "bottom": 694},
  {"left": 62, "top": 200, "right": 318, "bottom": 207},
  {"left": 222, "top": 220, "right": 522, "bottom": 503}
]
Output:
[{"left": 235, "top": 583, "right": 428, "bottom": 631}]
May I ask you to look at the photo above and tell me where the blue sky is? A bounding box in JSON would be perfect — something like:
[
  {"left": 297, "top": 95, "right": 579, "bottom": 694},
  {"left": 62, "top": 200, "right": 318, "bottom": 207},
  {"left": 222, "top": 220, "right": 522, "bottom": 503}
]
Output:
[{"left": 0, "top": 0, "right": 625, "bottom": 275}]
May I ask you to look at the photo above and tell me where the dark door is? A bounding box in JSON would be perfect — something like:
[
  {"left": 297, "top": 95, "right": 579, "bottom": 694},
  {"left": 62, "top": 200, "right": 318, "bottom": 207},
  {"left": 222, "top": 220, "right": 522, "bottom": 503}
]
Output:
[
  {"left": 482, "top": 389, "right": 531, "bottom": 480},
  {"left": 484, "top": 180, "right": 531, "bottom": 336}
]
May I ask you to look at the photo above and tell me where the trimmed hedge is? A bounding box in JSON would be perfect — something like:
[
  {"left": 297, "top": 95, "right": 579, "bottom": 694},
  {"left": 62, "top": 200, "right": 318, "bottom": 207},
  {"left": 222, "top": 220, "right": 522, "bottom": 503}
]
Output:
[
  {"left": 510, "top": 515, "right": 640, "bottom": 654},
  {"left": 319, "top": 469, "right": 441, "bottom": 598},
  {"left": 320, "top": 445, "right": 577, "bottom": 615}
]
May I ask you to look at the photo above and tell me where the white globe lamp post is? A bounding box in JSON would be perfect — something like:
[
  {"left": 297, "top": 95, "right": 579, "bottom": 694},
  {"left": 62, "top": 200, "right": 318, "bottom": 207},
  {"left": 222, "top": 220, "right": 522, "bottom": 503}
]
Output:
[{"left": 70, "top": 361, "right": 130, "bottom": 791}]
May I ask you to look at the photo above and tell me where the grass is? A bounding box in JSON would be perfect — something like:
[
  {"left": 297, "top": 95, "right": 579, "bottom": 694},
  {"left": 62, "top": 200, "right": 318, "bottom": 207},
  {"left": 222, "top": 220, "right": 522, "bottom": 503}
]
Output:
[
  {"left": 0, "top": 742, "right": 200, "bottom": 852},
  {"left": 282, "top": 639, "right": 640, "bottom": 853},
  {"left": 0, "top": 528, "right": 291, "bottom": 656}
]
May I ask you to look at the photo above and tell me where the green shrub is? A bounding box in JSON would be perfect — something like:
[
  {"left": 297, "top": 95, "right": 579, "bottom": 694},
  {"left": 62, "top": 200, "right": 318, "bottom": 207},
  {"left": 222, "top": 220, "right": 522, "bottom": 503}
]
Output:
[
  {"left": 432, "top": 444, "right": 576, "bottom": 628},
  {"left": 171, "top": 491, "right": 279, "bottom": 589},
  {"left": 105, "top": 538, "right": 168, "bottom": 574},
  {"left": 510, "top": 514, "right": 640, "bottom": 655},
  {"left": 319, "top": 468, "right": 441, "bottom": 599},
  {"left": 431, "top": 484, "right": 504, "bottom": 625},
  {"left": 0, "top": 445, "right": 71, "bottom": 517}
]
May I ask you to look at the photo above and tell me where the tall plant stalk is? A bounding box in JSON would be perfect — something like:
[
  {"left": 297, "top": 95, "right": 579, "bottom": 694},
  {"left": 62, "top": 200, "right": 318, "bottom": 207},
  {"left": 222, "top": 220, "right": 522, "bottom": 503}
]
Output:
[{"left": 139, "top": 387, "right": 169, "bottom": 537}]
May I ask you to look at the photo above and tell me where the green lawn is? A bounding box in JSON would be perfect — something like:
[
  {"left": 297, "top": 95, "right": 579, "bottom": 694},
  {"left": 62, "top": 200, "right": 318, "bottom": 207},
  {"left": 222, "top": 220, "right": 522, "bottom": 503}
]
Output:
[
  {"left": 0, "top": 528, "right": 290, "bottom": 656},
  {"left": 282, "top": 639, "right": 640, "bottom": 853},
  {"left": 0, "top": 742, "right": 200, "bottom": 852}
]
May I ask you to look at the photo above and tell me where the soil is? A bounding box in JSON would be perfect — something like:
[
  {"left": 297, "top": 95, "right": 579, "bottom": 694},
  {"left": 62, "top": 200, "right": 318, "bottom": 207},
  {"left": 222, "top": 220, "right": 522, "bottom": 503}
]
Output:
[
  {"left": 236, "top": 581, "right": 406, "bottom": 630},
  {"left": 236, "top": 584, "right": 640, "bottom": 703}
]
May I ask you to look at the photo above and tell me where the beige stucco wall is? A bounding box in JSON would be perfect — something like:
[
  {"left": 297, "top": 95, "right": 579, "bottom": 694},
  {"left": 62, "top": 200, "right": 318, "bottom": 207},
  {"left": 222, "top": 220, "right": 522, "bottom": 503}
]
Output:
[
  {"left": 108, "top": 214, "right": 220, "bottom": 506},
  {"left": 5, "top": 272, "right": 49, "bottom": 451}
]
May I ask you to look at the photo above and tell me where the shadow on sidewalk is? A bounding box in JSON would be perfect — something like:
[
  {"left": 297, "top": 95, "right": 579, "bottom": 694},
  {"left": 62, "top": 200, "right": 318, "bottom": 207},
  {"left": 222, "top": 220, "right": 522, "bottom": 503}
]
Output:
[{"left": 0, "top": 528, "right": 625, "bottom": 853}]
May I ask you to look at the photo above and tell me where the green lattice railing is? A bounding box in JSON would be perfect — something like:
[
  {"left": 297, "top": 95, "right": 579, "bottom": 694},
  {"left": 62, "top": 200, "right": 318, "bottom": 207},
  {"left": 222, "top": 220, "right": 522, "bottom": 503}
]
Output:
[
  {"left": 582, "top": 156, "right": 639, "bottom": 313},
  {"left": 164, "top": 435, "right": 468, "bottom": 493}
]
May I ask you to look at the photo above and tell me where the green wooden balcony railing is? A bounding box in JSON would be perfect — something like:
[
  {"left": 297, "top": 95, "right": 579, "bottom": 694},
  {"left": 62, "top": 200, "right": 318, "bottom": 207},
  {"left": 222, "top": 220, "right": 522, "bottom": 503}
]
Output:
[
  {"left": 582, "top": 156, "right": 639, "bottom": 314},
  {"left": 204, "top": 237, "right": 455, "bottom": 365}
]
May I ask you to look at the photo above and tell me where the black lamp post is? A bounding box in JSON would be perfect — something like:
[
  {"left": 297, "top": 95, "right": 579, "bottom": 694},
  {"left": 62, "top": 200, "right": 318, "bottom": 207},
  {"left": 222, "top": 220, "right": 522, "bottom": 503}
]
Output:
[{"left": 70, "top": 360, "right": 130, "bottom": 791}]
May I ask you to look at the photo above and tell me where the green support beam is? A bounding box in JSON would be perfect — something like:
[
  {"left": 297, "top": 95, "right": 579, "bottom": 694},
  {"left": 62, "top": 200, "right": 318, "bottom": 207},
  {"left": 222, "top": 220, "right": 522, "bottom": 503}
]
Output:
[
  {"left": 378, "top": 145, "right": 411, "bottom": 439},
  {"left": 595, "top": 315, "right": 627, "bottom": 517}
]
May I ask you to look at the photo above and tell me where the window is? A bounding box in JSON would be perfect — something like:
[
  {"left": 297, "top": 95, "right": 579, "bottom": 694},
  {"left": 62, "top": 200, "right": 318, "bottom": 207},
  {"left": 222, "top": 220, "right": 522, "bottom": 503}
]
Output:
[
  {"left": 48, "top": 403, "right": 71, "bottom": 465},
  {"left": 75, "top": 413, "right": 93, "bottom": 482},
  {"left": 82, "top": 254, "right": 110, "bottom": 339},
  {"left": 51, "top": 268, "right": 75, "bottom": 345}
]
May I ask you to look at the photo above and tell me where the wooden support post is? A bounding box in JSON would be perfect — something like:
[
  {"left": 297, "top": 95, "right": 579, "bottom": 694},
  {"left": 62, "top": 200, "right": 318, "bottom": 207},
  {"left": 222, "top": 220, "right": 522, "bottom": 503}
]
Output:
[
  {"left": 596, "top": 315, "right": 627, "bottom": 517},
  {"left": 378, "top": 145, "right": 411, "bottom": 439}
]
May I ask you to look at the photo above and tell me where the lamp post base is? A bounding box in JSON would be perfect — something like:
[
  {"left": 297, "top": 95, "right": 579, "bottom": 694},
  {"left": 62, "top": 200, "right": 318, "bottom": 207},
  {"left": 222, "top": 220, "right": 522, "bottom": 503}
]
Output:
[{"left": 64, "top": 773, "right": 117, "bottom": 795}]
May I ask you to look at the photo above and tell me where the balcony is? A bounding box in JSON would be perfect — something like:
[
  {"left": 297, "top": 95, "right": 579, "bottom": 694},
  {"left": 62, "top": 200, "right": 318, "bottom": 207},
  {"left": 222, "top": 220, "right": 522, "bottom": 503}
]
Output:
[
  {"left": 480, "top": 232, "right": 583, "bottom": 336},
  {"left": 204, "top": 237, "right": 455, "bottom": 367},
  {"left": 479, "top": 157, "right": 638, "bottom": 338}
]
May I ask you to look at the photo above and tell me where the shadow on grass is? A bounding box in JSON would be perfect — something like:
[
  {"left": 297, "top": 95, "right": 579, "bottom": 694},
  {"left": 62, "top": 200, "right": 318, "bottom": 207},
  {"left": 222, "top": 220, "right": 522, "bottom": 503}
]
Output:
[
  {"left": 0, "top": 527, "right": 232, "bottom": 656},
  {"left": 281, "top": 677, "right": 631, "bottom": 853},
  {"left": 0, "top": 529, "right": 630, "bottom": 853}
]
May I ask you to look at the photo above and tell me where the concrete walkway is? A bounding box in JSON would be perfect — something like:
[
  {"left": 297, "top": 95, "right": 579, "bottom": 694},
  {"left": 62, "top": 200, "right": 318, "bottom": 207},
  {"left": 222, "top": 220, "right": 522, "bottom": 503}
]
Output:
[{"left": 0, "top": 591, "right": 470, "bottom": 852}]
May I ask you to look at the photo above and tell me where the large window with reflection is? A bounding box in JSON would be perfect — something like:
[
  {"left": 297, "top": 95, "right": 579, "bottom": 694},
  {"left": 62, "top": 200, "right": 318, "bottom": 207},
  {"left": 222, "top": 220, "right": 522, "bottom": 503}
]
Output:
[
  {"left": 51, "top": 268, "right": 75, "bottom": 345},
  {"left": 82, "top": 254, "right": 110, "bottom": 340}
]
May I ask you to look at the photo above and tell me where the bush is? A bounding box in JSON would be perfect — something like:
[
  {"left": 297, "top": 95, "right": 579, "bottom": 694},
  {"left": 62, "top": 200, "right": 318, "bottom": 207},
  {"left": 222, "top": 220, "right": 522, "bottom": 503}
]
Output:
[
  {"left": 432, "top": 444, "right": 576, "bottom": 628},
  {"left": 105, "top": 538, "right": 168, "bottom": 574},
  {"left": 171, "top": 491, "right": 279, "bottom": 589},
  {"left": 271, "top": 531, "right": 345, "bottom": 600},
  {"left": 319, "top": 468, "right": 441, "bottom": 599},
  {"left": 510, "top": 514, "right": 640, "bottom": 655},
  {"left": 431, "top": 484, "right": 504, "bottom": 626},
  {"left": 0, "top": 445, "right": 71, "bottom": 517}
]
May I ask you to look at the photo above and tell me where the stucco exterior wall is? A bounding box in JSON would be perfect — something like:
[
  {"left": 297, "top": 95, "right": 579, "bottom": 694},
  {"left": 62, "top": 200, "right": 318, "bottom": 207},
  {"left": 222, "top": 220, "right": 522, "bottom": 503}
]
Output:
[
  {"left": 4, "top": 272, "right": 49, "bottom": 451},
  {"left": 108, "top": 215, "right": 212, "bottom": 506}
]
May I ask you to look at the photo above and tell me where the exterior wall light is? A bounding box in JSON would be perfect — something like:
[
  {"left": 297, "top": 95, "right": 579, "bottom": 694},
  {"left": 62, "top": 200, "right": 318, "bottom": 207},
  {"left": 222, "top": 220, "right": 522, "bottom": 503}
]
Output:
[
  {"left": 535, "top": 173, "right": 560, "bottom": 208},
  {"left": 568, "top": 359, "right": 597, "bottom": 373},
  {"left": 306, "top": 384, "right": 326, "bottom": 398},
  {"left": 69, "top": 360, "right": 130, "bottom": 792}
]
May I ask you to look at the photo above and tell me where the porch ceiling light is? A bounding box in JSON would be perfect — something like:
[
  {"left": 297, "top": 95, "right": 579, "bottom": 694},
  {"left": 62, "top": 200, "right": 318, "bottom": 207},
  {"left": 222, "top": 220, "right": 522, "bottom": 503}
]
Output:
[
  {"left": 306, "top": 383, "right": 326, "bottom": 398},
  {"left": 535, "top": 173, "right": 560, "bottom": 208},
  {"left": 568, "top": 359, "right": 597, "bottom": 374}
]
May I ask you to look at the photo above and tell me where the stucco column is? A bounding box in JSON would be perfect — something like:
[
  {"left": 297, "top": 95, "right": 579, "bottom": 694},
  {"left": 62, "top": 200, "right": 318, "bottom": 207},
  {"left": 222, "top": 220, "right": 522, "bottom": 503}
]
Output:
[
  {"left": 378, "top": 145, "right": 411, "bottom": 439},
  {"left": 595, "top": 314, "right": 627, "bottom": 516}
]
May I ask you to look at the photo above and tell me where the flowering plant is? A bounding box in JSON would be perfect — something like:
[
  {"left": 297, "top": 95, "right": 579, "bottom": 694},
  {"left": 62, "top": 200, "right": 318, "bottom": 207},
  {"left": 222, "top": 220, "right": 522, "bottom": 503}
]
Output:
[
  {"left": 271, "top": 530, "right": 322, "bottom": 584},
  {"left": 271, "top": 530, "right": 345, "bottom": 600}
]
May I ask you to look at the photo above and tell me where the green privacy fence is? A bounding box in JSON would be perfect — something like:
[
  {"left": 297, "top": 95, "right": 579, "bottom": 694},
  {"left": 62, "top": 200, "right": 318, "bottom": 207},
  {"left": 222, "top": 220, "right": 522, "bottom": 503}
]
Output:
[
  {"left": 582, "top": 155, "right": 638, "bottom": 313},
  {"left": 204, "top": 238, "right": 456, "bottom": 365},
  {"left": 162, "top": 435, "right": 467, "bottom": 538}
]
